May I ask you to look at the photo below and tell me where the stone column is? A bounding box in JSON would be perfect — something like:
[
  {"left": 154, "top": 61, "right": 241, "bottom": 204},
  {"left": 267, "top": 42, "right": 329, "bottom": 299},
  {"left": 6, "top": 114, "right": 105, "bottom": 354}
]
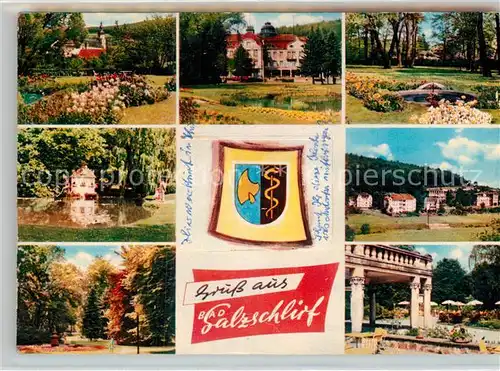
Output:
[
  {"left": 423, "top": 278, "right": 432, "bottom": 328},
  {"left": 410, "top": 277, "right": 421, "bottom": 329},
  {"left": 350, "top": 268, "right": 365, "bottom": 333},
  {"left": 369, "top": 288, "right": 376, "bottom": 327}
]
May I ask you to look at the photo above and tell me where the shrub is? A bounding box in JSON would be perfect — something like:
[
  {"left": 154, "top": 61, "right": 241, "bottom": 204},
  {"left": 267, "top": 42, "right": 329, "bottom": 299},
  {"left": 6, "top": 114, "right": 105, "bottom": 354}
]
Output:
[
  {"left": 474, "top": 319, "right": 500, "bottom": 330},
  {"left": 281, "top": 78, "right": 294, "bottom": 83},
  {"left": 425, "top": 326, "right": 450, "bottom": 339},
  {"left": 405, "top": 328, "right": 420, "bottom": 336},
  {"left": 164, "top": 77, "right": 176, "bottom": 92},
  {"left": 345, "top": 224, "right": 356, "bottom": 241},
  {"left": 364, "top": 92, "right": 405, "bottom": 112},
  {"left": 16, "top": 327, "right": 51, "bottom": 345},
  {"left": 360, "top": 223, "right": 371, "bottom": 235},
  {"left": 473, "top": 85, "right": 500, "bottom": 109},
  {"left": 180, "top": 97, "right": 198, "bottom": 124},
  {"left": 219, "top": 96, "right": 239, "bottom": 106}
]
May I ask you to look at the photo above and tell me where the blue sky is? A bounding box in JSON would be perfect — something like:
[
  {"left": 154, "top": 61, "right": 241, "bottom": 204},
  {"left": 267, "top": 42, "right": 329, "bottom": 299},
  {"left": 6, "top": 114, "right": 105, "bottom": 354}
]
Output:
[
  {"left": 240, "top": 13, "right": 341, "bottom": 32},
  {"left": 347, "top": 128, "right": 500, "bottom": 187},
  {"left": 57, "top": 245, "right": 123, "bottom": 270},
  {"left": 412, "top": 245, "right": 474, "bottom": 272},
  {"left": 83, "top": 13, "right": 171, "bottom": 27}
]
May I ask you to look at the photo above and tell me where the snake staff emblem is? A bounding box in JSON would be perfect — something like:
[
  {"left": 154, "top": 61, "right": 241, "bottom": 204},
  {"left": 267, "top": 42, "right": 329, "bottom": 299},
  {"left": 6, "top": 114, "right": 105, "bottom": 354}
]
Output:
[{"left": 234, "top": 164, "right": 287, "bottom": 225}]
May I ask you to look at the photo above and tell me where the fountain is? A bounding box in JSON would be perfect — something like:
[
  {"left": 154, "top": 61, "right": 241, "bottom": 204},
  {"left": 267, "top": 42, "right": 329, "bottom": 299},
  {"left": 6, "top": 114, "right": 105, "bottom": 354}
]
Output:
[{"left": 397, "top": 82, "right": 477, "bottom": 105}]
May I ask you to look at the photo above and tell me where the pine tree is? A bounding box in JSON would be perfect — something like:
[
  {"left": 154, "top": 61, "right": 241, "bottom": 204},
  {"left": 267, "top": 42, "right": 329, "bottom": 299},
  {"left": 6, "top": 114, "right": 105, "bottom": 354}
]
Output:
[
  {"left": 323, "top": 29, "right": 341, "bottom": 84},
  {"left": 82, "top": 286, "right": 106, "bottom": 341},
  {"left": 232, "top": 44, "right": 254, "bottom": 77},
  {"left": 300, "top": 28, "right": 326, "bottom": 84}
]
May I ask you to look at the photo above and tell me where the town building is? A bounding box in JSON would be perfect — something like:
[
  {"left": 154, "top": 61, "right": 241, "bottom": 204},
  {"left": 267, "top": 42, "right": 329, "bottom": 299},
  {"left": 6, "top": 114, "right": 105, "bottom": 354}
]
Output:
[
  {"left": 349, "top": 193, "right": 373, "bottom": 209},
  {"left": 226, "top": 23, "right": 307, "bottom": 78},
  {"left": 424, "top": 196, "right": 442, "bottom": 212},
  {"left": 384, "top": 193, "right": 417, "bottom": 215},
  {"left": 476, "top": 191, "right": 499, "bottom": 208},
  {"left": 69, "top": 165, "right": 98, "bottom": 200},
  {"left": 63, "top": 22, "right": 107, "bottom": 59}
]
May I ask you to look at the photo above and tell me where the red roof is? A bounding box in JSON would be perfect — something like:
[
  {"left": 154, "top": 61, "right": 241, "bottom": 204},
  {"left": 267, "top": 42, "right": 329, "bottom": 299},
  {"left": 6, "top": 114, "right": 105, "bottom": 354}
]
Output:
[
  {"left": 78, "top": 48, "right": 105, "bottom": 59},
  {"left": 387, "top": 193, "right": 415, "bottom": 201},
  {"left": 226, "top": 33, "right": 307, "bottom": 49}
]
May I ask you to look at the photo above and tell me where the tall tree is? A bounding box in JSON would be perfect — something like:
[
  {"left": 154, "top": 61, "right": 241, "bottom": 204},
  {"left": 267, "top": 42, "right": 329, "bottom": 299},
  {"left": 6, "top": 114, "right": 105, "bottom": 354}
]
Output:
[
  {"left": 300, "top": 28, "right": 326, "bottom": 84},
  {"left": 496, "top": 13, "right": 500, "bottom": 74},
  {"left": 477, "top": 12, "right": 492, "bottom": 77},
  {"left": 232, "top": 44, "right": 254, "bottom": 77},
  {"left": 323, "top": 28, "right": 341, "bottom": 83},
  {"left": 431, "top": 258, "right": 472, "bottom": 304},
  {"left": 82, "top": 286, "right": 106, "bottom": 341}
]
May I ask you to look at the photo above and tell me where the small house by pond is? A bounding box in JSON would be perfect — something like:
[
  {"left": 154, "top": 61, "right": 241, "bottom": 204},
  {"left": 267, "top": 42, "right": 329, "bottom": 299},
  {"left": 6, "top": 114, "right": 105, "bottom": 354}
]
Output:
[{"left": 69, "top": 165, "right": 98, "bottom": 200}]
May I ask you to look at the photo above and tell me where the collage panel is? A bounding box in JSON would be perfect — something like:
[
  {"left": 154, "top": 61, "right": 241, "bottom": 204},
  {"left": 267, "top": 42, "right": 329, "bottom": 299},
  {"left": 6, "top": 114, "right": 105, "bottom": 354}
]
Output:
[
  {"left": 17, "top": 127, "right": 176, "bottom": 242},
  {"left": 345, "top": 12, "right": 500, "bottom": 124},
  {"left": 177, "top": 125, "right": 340, "bottom": 250},
  {"left": 179, "top": 12, "right": 342, "bottom": 125},
  {"left": 18, "top": 12, "right": 177, "bottom": 125},
  {"left": 346, "top": 127, "right": 500, "bottom": 242},
  {"left": 16, "top": 244, "right": 176, "bottom": 354},
  {"left": 176, "top": 248, "right": 344, "bottom": 354},
  {"left": 345, "top": 243, "right": 500, "bottom": 354}
]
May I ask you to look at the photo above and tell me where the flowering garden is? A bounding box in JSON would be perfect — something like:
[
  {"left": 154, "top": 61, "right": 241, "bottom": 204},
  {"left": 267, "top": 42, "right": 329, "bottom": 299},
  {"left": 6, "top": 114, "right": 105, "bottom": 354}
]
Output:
[
  {"left": 18, "top": 73, "right": 175, "bottom": 125},
  {"left": 346, "top": 69, "right": 500, "bottom": 124}
]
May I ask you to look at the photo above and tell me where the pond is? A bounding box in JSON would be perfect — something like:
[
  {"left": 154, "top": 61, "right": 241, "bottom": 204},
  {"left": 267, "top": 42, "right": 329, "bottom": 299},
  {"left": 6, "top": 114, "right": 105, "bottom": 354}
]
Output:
[
  {"left": 237, "top": 96, "right": 341, "bottom": 111},
  {"left": 17, "top": 198, "right": 152, "bottom": 228},
  {"left": 398, "top": 91, "right": 477, "bottom": 105},
  {"left": 21, "top": 93, "right": 44, "bottom": 105}
]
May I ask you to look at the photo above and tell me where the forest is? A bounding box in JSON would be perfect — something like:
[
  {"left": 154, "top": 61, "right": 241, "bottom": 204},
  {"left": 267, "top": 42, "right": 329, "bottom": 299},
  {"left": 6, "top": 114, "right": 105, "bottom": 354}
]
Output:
[
  {"left": 345, "top": 153, "right": 477, "bottom": 211},
  {"left": 17, "top": 128, "right": 176, "bottom": 198},
  {"left": 17, "top": 245, "right": 175, "bottom": 352},
  {"left": 346, "top": 12, "right": 499, "bottom": 76}
]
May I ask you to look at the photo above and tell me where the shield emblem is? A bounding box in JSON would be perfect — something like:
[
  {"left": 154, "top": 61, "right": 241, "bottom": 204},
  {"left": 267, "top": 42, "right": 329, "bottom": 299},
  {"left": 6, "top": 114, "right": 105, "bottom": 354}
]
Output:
[
  {"left": 209, "top": 141, "right": 311, "bottom": 246},
  {"left": 235, "top": 164, "right": 287, "bottom": 225}
]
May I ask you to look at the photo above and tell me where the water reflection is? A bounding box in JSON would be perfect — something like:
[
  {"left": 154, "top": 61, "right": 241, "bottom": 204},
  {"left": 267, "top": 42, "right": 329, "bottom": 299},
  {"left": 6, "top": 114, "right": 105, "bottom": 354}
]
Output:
[{"left": 18, "top": 198, "right": 152, "bottom": 228}]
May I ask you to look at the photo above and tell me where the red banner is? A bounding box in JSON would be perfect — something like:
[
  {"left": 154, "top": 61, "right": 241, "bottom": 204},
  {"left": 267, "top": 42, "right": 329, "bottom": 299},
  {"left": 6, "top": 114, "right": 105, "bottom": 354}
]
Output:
[{"left": 188, "top": 263, "right": 339, "bottom": 344}]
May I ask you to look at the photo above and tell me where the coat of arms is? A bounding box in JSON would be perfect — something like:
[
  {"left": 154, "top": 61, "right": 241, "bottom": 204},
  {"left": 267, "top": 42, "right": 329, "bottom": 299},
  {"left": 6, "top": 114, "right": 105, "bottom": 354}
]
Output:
[{"left": 209, "top": 142, "right": 311, "bottom": 246}]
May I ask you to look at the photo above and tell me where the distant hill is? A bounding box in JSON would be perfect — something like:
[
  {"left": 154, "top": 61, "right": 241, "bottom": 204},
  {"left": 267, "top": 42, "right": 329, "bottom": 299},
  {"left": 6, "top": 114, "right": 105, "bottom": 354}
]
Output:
[
  {"left": 346, "top": 154, "right": 472, "bottom": 210},
  {"left": 275, "top": 19, "right": 341, "bottom": 37}
]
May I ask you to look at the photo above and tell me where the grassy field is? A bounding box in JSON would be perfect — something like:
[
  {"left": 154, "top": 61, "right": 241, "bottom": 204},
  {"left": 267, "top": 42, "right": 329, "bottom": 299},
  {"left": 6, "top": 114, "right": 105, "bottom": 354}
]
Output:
[
  {"left": 346, "top": 66, "right": 500, "bottom": 124},
  {"left": 182, "top": 82, "right": 341, "bottom": 124},
  {"left": 18, "top": 201, "right": 175, "bottom": 242},
  {"left": 347, "top": 210, "right": 497, "bottom": 242},
  {"left": 55, "top": 75, "right": 176, "bottom": 125}
]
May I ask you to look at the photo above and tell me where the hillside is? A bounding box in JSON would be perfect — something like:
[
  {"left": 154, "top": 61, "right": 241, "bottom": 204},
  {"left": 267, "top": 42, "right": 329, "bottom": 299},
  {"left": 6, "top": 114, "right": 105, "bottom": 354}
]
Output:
[
  {"left": 276, "top": 19, "right": 341, "bottom": 37},
  {"left": 346, "top": 153, "right": 472, "bottom": 210}
]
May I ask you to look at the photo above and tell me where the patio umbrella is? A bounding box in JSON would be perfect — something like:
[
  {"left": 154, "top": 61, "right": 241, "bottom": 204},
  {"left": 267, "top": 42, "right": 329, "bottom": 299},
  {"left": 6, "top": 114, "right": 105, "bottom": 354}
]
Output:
[
  {"left": 397, "top": 301, "right": 410, "bottom": 305},
  {"left": 495, "top": 301, "right": 500, "bottom": 305},
  {"left": 454, "top": 301, "right": 465, "bottom": 306},
  {"left": 466, "top": 300, "right": 483, "bottom": 306},
  {"left": 430, "top": 301, "right": 438, "bottom": 306},
  {"left": 442, "top": 300, "right": 456, "bottom": 305}
]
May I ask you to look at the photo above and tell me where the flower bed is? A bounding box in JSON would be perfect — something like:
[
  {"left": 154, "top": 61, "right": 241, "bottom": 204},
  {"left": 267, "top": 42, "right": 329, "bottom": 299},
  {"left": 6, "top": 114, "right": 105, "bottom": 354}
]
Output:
[
  {"left": 18, "top": 344, "right": 107, "bottom": 353},
  {"left": 242, "top": 106, "right": 338, "bottom": 123},
  {"left": 18, "top": 73, "right": 171, "bottom": 125},
  {"left": 410, "top": 99, "right": 492, "bottom": 124},
  {"left": 346, "top": 73, "right": 406, "bottom": 112}
]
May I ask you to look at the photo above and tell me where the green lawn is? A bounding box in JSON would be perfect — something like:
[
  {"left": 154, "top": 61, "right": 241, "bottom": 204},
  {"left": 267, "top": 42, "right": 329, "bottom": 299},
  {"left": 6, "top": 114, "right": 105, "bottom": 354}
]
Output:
[
  {"left": 346, "top": 65, "right": 500, "bottom": 124},
  {"left": 55, "top": 75, "right": 176, "bottom": 125},
  {"left": 182, "top": 82, "right": 341, "bottom": 124},
  {"left": 347, "top": 210, "right": 497, "bottom": 242},
  {"left": 18, "top": 224, "right": 174, "bottom": 242}
]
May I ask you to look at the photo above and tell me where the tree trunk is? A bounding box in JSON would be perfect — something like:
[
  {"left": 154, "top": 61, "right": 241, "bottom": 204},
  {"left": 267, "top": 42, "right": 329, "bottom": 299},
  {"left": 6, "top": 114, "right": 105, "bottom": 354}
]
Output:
[
  {"left": 477, "top": 12, "right": 492, "bottom": 77},
  {"left": 404, "top": 20, "right": 411, "bottom": 67},
  {"left": 396, "top": 26, "right": 403, "bottom": 66},
  {"left": 387, "top": 19, "right": 402, "bottom": 70},
  {"left": 363, "top": 27, "right": 369, "bottom": 63},
  {"left": 496, "top": 13, "right": 500, "bottom": 74},
  {"left": 410, "top": 18, "right": 418, "bottom": 68}
]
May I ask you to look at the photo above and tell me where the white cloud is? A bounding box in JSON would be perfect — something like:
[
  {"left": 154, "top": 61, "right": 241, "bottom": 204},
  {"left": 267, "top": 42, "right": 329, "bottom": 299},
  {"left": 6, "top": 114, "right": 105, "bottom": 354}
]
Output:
[
  {"left": 429, "top": 161, "right": 462, "bottom": 174},
  {"left": 67, "top": 251, "right": 94, "bottom": 270},
  {"left": 358, "top": 143, "right": 394, "bottom": 160},
  {"left": 272, "top": 13, "right": 325, "bottom": 28},
  {"left": 242, "top": 13, "right": 258, "bottom": 29},
  {"left": 436, "top": 136, "right": 500, "bottom": 165}
]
